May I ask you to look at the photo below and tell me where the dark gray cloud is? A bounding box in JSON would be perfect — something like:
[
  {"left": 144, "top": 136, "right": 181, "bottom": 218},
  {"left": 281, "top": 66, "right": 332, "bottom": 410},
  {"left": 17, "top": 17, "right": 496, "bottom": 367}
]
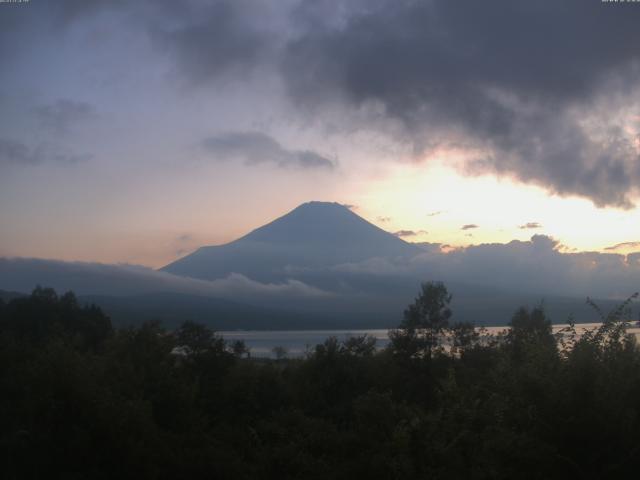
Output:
[
  {"left": 286, "top": 1, "right": 640, "bottom": 104},
  {"left": 202, "top": 132, "right": 335, "bottom": 169},
  {"left": 461, "top": 224, "right": 478, "bottom": 231},
  {"left": 1, "top": 97, "right": 95, "bottom": 167},
  {"left": 0, "top": 138, "right": 34, "bottom": 165},
  {"left": 519, "top": 222, "right": 543, "bottom": 230},
  {"left": 35, "top": 99, "right": 97, "bottom": 133},
  {"left": 40, "top": 0, "right": 127, "bottom": 26},
  {"left": 0, "top": 138, "right": 91, "bottom": 166},
  {"left": 393, "top": 230, "right": 416, "bottom": 237},
  {"left": 393, "top": 229, "right": 427, "bottom": 238},
  {"left": 149, "top": 1, "right": 278, "bottom": 84},
  {"left": 136, "top": 0, "right": 640, "bottom": 207},
  {"left": 278, "top": 0, "right": 640, "bottom": 208}
]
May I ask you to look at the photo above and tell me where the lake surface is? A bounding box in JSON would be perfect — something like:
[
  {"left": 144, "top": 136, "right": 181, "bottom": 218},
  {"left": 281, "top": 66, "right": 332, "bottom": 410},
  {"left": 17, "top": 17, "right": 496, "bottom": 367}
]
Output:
[{"left": 220, "top": 323, "right": 640, "bottom": 358}]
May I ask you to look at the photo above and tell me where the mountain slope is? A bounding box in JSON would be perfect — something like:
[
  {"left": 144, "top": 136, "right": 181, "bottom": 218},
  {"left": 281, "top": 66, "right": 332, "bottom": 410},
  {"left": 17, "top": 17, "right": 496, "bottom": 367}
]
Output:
[
  {"left": 162, "top": 201, "right": 421, "bottom": 281},
  {"left": 0, "top": 289, "right": 26, "bottom": 302},
  {"left": 78, "top": 292, "right": 337, "bottom": 330}
]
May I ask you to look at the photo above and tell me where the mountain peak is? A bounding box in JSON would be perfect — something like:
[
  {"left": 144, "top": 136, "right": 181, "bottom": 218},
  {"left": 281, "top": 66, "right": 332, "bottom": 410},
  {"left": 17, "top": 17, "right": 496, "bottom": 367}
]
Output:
[
  {"left": 240, "top": 201, "right": 367, "bottom": 244},
  {"left": 296, "top": 200, "right": 350, "bottom": 209},
  {"left": 285, "top": 201, "right": 355, "bottom": 217}
]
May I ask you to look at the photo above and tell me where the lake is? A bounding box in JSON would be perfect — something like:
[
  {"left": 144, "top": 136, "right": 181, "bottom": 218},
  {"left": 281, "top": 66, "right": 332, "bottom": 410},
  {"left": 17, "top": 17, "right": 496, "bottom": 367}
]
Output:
[{"left": 220, "top": 322, "right": 640, "bottom": 358}]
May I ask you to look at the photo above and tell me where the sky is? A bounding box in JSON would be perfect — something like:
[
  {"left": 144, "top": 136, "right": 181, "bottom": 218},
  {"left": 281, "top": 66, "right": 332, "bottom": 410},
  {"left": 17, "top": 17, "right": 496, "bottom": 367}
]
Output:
[{"left": 1, "top": 0, "right": 640, "bottom": 268}]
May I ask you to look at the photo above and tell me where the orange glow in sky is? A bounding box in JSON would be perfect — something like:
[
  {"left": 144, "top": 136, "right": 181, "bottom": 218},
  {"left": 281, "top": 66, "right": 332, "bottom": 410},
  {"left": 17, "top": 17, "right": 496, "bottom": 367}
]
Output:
[{"left": 353, "top": 160, "right": 640, "bottom": 255}]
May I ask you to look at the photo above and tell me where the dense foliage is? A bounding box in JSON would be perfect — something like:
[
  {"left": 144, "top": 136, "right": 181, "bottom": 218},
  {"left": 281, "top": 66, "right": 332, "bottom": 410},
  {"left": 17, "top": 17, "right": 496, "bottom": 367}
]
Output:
[{"left": 1, "top": 284, "right": 640, "bottom": 479}]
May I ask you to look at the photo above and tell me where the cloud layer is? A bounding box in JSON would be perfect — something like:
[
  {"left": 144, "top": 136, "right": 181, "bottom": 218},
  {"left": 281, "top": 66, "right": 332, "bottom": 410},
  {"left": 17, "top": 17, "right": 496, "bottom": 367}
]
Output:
[
  {"left": 279, "top": 0, "right": 640, "bottom": 208},
  {"left": 154, "top": 0, "right": 640, "bottom": 208},
  {"left": 327, "top": 235, "right": 640, "bottom": 299},
  {"left": 0, "top": 258, "right": 331, "bottom": 299},
  {"left": 34, "top": 99, "right": 96, "bottom": 134},
  {"left": 5, "top": 1, "right": 640, "bottom": 207},
  {"left": 393, "top": 229, "right": 427, "bottom": 238},
  {"left": 202, "top": 132, "right": 335, "bottom": 169},
  {"left": 0, "top": 138, "right": 91, "bottom": 166},
  {"left": 1, "top": 234, "right": 639, "bottom": 321}
]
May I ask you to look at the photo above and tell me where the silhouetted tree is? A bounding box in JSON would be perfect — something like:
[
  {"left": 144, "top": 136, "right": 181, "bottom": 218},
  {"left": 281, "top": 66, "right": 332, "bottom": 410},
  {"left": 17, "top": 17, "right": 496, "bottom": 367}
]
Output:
[
  {"left": 229, "top": 339, "right": 250, "bottom": 358},
  {"left": 343, "top": 334, "right": 377, "bottom": 357},
  {"left": 175, "top": 320, "right": 225, "bottom": 356},
  {"left": 0, "top": 286, "right": 111, "bottom": 348},
  {"left": 272, "top": 345, "right": 288, "bottom": 360},
  {"left": 507, "top": 305, "right": 555, "bottom": 362},
  {"left": 389, "top": 281, "right": 452, "bottom": 360},
  {"left": 450, "top": 320, "right": 478, "bottom": 355}
]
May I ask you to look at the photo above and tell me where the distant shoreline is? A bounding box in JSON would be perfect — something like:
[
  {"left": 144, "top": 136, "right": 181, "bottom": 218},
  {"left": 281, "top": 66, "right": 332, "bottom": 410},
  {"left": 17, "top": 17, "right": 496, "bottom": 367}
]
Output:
[{"left": 219, "top": 323, "right": 640, "bottom": 358}]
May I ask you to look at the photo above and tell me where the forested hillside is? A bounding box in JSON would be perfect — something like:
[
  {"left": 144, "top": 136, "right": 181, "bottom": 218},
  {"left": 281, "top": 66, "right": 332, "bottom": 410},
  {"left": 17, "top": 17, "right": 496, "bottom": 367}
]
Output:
[{"left": 1, "top": 285, "right": 639, "bottom": 479}]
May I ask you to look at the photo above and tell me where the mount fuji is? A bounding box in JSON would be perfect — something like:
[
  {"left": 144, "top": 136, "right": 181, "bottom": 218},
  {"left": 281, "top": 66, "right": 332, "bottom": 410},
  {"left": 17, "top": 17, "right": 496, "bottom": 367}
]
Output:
[{"left": 162, "top": 201, "right": 421, "bottom": 282}]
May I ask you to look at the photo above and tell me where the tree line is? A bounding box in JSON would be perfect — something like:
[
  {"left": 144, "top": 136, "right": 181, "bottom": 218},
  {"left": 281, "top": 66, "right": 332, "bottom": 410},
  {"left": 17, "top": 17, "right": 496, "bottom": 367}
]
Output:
[{"left": 1, "top": 283, "right": 639, "bottom": 479}]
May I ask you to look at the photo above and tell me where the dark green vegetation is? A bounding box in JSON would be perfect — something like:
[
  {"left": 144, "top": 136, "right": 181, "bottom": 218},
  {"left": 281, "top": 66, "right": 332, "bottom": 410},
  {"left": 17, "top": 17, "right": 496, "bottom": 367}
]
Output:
[{"left": 1, "top": 285, "right": 640, "bottom": 479}]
